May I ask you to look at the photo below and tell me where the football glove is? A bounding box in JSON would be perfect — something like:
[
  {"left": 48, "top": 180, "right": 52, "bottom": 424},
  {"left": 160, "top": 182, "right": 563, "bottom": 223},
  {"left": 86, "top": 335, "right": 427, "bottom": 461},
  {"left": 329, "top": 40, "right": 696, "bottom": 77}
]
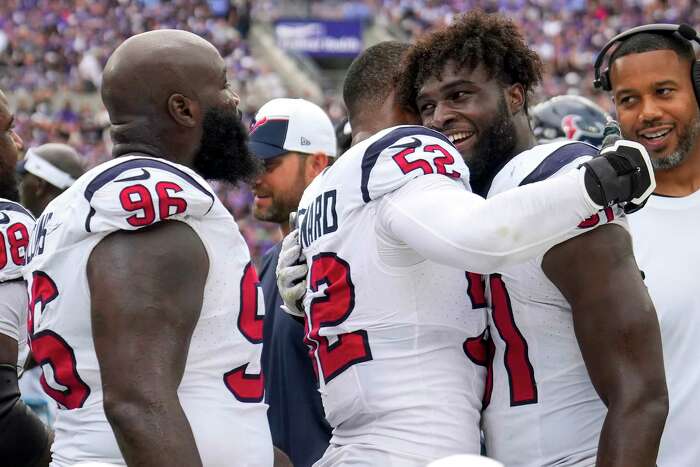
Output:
[
  {"left": 580, "top": 138, "right": 655, "bottom": 214},
  {"left": 276, "top": 229, "right": 307, "bottom": 318}
]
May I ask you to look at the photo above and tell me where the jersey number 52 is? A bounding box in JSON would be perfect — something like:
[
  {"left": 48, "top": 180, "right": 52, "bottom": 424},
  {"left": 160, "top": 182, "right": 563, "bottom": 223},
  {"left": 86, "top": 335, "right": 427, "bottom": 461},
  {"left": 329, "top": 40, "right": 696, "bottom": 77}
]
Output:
[{"left": 305, "top": 253, "right": 373, "bottom": 383}]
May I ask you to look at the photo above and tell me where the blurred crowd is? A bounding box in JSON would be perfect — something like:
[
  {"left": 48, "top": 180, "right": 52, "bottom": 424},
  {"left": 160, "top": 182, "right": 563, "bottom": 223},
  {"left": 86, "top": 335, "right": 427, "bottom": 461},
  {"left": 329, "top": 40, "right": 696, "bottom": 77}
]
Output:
[
  {"left": 373, "top": 0, "right": 700, "bottom": 110},
  {"left": 2, "top": 0, "right": 698, "bottom": 260},
  {"left": 0, "top": 0, "right": 285, "bottom": 259},
  {"left": 256, "top": 0, "right": 700, "bottom": 111}
]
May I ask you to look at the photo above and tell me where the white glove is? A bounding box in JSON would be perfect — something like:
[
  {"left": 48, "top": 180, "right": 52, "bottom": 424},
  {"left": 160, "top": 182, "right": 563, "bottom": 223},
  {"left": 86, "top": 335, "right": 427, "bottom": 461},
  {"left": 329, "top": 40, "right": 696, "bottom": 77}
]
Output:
[{"left": 276, "top": 229, "right": 308, "bottom": 318}]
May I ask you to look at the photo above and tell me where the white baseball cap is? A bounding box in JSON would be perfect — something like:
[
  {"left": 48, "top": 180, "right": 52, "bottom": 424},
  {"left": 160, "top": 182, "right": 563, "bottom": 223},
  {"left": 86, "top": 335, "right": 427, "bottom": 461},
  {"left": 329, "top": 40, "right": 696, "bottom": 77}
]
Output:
[{"left": 248, "top": 98, "right": 337, "bottom": 160}]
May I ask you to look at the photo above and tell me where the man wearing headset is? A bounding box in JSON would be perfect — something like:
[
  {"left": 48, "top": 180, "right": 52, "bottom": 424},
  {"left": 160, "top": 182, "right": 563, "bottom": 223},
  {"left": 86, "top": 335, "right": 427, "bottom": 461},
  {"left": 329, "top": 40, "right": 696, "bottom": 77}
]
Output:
[{"left": 596, "top": 23, "right": 700, "bottom": 466}]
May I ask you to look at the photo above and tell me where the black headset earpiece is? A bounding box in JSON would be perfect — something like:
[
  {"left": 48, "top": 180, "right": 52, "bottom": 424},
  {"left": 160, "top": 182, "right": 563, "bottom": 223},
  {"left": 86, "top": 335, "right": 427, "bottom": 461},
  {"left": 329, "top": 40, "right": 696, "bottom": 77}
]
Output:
[{"left": 593, "top": 23, "right": 700, "bottom": 101}]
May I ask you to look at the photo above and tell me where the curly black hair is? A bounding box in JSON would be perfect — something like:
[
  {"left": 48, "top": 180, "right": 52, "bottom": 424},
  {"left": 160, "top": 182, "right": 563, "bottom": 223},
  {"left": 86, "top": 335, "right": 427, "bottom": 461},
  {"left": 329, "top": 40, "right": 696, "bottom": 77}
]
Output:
[{"left": 397, "top": 10, "right": 543, "bottom": 114}]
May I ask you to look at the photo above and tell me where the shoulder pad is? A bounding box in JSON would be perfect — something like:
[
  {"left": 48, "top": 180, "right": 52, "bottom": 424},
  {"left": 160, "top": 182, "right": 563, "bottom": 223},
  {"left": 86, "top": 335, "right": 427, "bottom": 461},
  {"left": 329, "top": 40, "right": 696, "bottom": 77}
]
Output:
[
  {"left": 358, "top": 126, "right": 470, "bottom": 202},
  {"left": 82, "top": 157, "right": 216, "bottom": 233},
  {"left": 489, "top": 141, "right": 598, "bottom": 196},
  {"left": 0, "top": 200, "right": 35, "bottom": 282}
]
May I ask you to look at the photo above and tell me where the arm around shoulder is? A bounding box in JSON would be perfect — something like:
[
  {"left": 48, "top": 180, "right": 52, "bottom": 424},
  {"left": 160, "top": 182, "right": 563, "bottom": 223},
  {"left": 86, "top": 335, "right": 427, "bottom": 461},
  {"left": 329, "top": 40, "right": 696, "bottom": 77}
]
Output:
[{"left": 378, "top": 171, "right": 599, "bottom": 273}]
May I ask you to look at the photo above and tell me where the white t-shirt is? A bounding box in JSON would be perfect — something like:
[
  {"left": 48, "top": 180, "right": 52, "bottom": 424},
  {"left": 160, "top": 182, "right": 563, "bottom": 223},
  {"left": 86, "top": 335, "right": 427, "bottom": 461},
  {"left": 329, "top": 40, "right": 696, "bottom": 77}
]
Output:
[{"left": 628, "top": 190, "right": 700, "bottom": 467}]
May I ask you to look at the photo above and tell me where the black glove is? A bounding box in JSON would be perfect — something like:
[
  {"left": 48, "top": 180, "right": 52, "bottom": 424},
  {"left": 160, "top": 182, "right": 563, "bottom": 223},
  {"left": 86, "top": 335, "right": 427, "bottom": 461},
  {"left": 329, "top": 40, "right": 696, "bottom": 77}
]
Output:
[{"left": 580, "top": 139, "right": 656, "bottom": 214}]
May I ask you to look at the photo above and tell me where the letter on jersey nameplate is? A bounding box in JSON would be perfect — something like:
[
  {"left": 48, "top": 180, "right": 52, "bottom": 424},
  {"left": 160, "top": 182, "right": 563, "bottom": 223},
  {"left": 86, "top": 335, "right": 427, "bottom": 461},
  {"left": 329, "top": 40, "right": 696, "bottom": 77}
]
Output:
[
  {"left": 26, "top": 212, "right": 53, "bottom": 264},
  {"left": 300, "top": 190, "right": 338, "bottom": 249}
]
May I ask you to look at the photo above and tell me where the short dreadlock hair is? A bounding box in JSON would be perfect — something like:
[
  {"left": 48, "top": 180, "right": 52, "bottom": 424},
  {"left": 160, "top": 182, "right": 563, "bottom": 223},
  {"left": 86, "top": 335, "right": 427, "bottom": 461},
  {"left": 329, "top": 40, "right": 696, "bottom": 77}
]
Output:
[
  {"left": 343, "top": 41, "right": 411, "bottom": 119},
  {"left": 397, "top": 10, "right": 543, "bottom": 115}
]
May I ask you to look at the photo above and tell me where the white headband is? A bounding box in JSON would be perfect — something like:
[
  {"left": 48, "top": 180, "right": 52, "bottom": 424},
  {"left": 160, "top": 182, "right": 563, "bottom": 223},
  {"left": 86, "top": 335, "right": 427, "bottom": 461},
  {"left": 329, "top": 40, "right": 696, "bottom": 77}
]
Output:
[{"left": 22, "top": 149, "right": 76, "bottom": 190}]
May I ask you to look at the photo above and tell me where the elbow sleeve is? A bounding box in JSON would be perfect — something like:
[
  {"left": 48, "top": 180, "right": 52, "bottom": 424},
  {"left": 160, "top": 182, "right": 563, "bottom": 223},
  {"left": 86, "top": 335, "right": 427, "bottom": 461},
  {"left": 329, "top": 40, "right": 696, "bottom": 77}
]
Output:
[
  {"left": 0, "top": 364, "right": 51, "bottom": 466},
  {"left": 379, "top": 171, "right": 598, "bottom": 273}
]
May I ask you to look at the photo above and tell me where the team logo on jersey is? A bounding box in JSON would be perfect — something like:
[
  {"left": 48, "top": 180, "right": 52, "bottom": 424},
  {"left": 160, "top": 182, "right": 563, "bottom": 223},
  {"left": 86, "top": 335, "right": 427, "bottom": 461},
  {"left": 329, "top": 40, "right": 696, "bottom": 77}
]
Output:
[
  {"left": 390, "top": 137, "right": 422, "bottom": 150},
  {"left": 114, "top": 168, "right": 151, "bottom": 183},
  {"left": 562, "top": 115, "right": 604, "bottom": 141}
]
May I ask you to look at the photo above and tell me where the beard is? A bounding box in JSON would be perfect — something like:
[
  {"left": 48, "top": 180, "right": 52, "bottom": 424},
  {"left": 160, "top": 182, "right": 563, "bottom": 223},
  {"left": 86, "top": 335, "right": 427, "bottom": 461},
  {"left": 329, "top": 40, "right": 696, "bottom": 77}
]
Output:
[
  {"left": 253, "top": 156, "right": 307, "bottom": 224},
  {"left": 0, "top": 157, "right": 18, "bottom": 202},
  {"left": 193, "top": 106, "right": 262, "bottom": 185},
  {"left": 253, "top": 189, "right": 303, "bottom": 224},
  {"left": 652, "top": 114, "right": 700, "bottom": 171},
  {"left": 467, "top": 95, "right": 518, "bottom": 196}
]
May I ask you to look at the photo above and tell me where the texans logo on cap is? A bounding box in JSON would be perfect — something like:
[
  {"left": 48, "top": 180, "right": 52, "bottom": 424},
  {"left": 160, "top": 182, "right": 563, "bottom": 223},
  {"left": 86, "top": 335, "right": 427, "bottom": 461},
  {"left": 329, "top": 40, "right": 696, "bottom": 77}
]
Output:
[
  {"left": 250, "top": 117, "right": 269, "bottom": 134},
  {"left": 248, "top": 117, "right": 291, "bottom": 160}
]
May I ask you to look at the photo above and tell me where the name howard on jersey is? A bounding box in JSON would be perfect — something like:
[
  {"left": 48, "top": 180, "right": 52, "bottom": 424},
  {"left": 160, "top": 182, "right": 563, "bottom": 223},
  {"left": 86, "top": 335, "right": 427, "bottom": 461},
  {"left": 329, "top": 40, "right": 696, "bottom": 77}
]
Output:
[
  {"left": 299, "top": 189, "right": 338, "bottom": 250},
  {"left": 296, "top": 125, "right": 471, "bottom": 252}
]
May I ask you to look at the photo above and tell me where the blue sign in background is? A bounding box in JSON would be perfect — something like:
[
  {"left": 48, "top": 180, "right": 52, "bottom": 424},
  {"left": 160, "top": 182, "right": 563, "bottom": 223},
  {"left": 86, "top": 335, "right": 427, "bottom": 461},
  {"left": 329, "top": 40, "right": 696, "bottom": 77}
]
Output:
[{"left": 274, "top": 19, "right": 363, "bottom": 58}]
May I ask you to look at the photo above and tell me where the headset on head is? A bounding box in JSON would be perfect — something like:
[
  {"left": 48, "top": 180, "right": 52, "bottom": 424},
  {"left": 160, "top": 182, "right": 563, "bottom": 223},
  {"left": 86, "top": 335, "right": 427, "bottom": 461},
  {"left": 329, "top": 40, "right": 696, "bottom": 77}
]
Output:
[{"left": 593, "top": 23, "right": 700, "bottom": 102}]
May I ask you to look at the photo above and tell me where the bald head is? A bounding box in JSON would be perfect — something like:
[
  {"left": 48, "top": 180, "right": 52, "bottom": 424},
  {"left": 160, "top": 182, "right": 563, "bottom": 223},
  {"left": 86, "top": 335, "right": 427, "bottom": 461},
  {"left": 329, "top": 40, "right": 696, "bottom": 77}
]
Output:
[
  {"left": 100, "top": 30, "right": 258, "bottom": 185},
  {"left": 102, "top": 30, "right": 228, "bottom": 120}
]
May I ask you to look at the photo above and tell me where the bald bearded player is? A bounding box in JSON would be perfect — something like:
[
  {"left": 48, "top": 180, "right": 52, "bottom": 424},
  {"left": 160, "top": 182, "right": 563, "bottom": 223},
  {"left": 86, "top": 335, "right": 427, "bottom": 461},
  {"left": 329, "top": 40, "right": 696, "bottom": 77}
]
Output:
[{"left": 24, "top": 30, "right": 271, "bottom": 466}]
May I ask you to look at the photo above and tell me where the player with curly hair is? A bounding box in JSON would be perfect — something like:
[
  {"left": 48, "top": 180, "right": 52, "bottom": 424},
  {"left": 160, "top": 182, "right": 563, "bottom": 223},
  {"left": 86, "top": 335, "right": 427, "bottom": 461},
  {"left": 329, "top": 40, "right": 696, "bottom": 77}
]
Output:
[
  {"left": 275, "top": 31, "right": 659, "bottom": 466},
  {"left": 397, "top": 10, "right": 667, "bottom": 467}
]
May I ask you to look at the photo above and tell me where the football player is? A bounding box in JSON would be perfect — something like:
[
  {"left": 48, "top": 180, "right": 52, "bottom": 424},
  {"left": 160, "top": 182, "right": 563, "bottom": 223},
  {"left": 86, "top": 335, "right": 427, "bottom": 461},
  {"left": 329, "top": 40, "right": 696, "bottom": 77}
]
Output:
[
  {"left": 605, "top": 24, "right": 700, "bottom": 466},
  {"left": 23, "top": 31, "right": 272, "bottom": 466},
  {"left": 531, "top": 95, "right": 610, "bottom": 147},
  {"left": 396, "top": 11, "right": 667, "bottom": 466},
  {"left": 276, "top": 39, "right": 657, "bottom": 465},
  {"left": 0, "top": 88, "right": 52, "bottom": 466}
]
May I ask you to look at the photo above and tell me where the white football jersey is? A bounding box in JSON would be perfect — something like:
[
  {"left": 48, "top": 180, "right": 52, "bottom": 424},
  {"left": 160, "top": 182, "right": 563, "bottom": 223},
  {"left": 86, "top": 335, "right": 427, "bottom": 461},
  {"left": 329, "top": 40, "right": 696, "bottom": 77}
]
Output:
[
  {"left": 482, "top": 141, "right": 626, "bottom": 467},
  {"left": 0, "top": 199, "right": 34, "bottom": 368},
  {"left": 628, "top": 191, "right": 700, "bottom": 467},
  {"left": 297, "top": 126, "right": 487, "bottom": 465},
  {"left": 24, "top": 156, "right": 272, "bottom": 467}
]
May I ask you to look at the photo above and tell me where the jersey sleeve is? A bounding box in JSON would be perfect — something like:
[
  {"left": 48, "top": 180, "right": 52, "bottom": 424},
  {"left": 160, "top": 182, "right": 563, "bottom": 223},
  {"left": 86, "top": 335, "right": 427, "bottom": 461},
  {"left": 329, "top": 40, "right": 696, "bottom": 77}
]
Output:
[
  {"left": 0, "top": 201, "right": 35, "bottom": 283},
  {"left": 489, "top": 141, "right": 627, "bottom": 257},
  {"left": 518, "top": 141, "right": 628, "bottom": 235},
  {"left": 0, "top": 280, "right": 27, "bottom": 345},
  {"left": 82, "top": 158, "right": 217, "bottom": 234},
  {"left": 488, "top": 141, "right": 598, "bottom": 194},
  {"left": 360, "top": 126, "right": 471, "bottom": 203}
]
